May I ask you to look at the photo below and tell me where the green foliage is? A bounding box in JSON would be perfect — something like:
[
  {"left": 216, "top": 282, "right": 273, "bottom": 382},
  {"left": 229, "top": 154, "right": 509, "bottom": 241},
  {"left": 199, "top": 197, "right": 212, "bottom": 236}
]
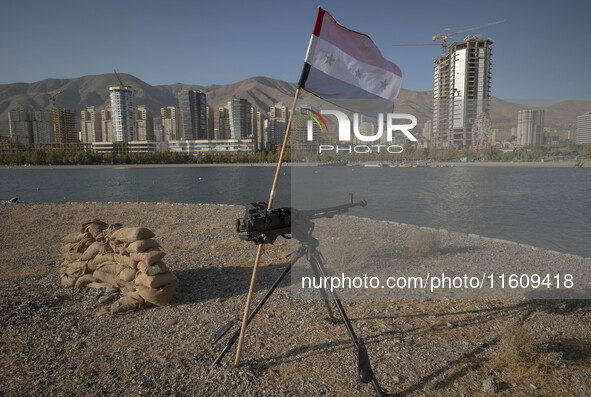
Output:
[
  {"left": 0, "top": 143, "right": 588, "bottom": 166},
  {"left": 0, "top": 149, "right": 283, "bottom": 166}
]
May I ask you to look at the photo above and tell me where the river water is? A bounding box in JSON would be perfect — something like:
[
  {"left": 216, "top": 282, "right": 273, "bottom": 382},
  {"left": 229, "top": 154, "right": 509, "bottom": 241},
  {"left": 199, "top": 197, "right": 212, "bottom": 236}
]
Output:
[{"left": 1, "top": 165, "right": 589, "bottom": 257}]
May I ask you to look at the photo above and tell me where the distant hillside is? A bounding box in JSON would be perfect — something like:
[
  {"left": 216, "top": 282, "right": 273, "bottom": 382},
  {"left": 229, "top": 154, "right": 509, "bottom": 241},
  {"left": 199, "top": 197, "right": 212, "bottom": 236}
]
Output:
[{"left": 0, "top": 73, "right": 589, "bottom": 138}]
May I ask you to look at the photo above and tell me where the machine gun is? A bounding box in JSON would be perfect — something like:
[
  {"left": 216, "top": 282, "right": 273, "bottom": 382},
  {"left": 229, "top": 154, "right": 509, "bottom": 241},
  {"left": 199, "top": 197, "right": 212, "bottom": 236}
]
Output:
[
  {"left": 236, "top": 194, "right": 367, "bottom": 245},
  {"left": 212, "top": 195, "right": 389, "bottom": 396}
]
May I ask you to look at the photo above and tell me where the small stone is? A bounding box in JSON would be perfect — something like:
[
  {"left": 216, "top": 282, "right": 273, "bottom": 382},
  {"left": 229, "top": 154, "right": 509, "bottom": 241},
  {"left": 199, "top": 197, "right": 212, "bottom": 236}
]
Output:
[
  {"left": 482, "top": 377, "right": 497, "bottom": 394},
  {"left": 164, "top": 319, "right": 178, "bottom": 326},
  {"left": 530, "top": 383, "right": 537, "bottom": 390},
  {"left": 105, "top": 286, "right": 118, "bottom": 294},
  {"left": 446, "top": 322, "right": 453, "bottom": 328},
  {"left": 57, "top": 335, "right": 66, "bottom": 343},
  {"left": 392, "top": 376, "right": 400, "bottom": 384},
  {"left": 98, "top": 294, "right": 117, "bottom": 304},
  {"left": 18, "top": 303, "right": 28, "bottom": 309}
]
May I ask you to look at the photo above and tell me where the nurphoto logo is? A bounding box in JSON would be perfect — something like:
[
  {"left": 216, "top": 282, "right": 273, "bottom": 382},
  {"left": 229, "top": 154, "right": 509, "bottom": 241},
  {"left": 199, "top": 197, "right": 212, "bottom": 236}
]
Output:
[{"left": 305, "top": 109, "right": 418, "bottom": 154}]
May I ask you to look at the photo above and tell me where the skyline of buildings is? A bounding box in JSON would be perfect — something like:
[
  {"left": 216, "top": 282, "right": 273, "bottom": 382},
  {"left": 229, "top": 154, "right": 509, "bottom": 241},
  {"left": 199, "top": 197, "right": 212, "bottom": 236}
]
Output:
[{"left": 4, "top": 28, "right": 588, "bottom": 153}]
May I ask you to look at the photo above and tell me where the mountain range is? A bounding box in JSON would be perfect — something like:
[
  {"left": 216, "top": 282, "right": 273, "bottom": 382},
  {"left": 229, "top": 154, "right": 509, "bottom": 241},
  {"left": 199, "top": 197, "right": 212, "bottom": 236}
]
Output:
[{"left": 1, "top": 73, "right": 589, "bottom": 138}]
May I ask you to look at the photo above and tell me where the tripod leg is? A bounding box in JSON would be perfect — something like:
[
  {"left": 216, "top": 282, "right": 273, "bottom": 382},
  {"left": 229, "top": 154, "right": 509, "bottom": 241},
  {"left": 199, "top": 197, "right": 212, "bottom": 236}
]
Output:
[
  {"left": 210, "top": 248, "right": 306, "bottom": 370},
  {"left": 310, "top": 251, "right": 388, "bottom": 396},
  {"left": 307, "top": 257, "right": 337, "bottom": 321}
]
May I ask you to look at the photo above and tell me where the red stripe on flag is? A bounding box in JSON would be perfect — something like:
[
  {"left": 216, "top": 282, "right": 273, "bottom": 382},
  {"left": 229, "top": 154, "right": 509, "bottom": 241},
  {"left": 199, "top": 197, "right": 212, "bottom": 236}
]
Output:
[
  {"left": 313, "top": 9, "right": 402, "bottom": 78},
  {"left": 314, "top": 8, "right": 370, "bottom": 39},
  {"left": 312, "top": 8, "right": 325, "bottom": 37}
]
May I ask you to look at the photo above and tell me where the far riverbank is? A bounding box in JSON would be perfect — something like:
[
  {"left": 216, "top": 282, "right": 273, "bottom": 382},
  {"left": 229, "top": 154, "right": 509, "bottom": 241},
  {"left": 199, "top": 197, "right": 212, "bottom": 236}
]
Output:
[{"left": 1, "top": 159, "right": 588, "bottom": 169}]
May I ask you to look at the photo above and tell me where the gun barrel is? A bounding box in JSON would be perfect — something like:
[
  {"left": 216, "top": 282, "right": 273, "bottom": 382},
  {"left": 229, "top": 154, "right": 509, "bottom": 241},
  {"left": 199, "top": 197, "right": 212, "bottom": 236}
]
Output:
[{"left": 298, "top": 199, "right": 367, "bottom": 220}]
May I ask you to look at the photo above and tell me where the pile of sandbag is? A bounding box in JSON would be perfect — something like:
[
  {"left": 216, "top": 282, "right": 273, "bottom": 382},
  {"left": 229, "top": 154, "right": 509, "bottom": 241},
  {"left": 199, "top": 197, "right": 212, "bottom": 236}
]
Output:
[{"left": 59, "top": 219, "right": 178, "bottom": 314}]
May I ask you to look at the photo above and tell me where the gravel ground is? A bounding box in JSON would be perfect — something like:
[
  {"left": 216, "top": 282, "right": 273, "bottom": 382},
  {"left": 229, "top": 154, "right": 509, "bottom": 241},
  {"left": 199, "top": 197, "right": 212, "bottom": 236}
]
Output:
[{"left": 0, "top": 202, "right": 590, "bottom": 396}]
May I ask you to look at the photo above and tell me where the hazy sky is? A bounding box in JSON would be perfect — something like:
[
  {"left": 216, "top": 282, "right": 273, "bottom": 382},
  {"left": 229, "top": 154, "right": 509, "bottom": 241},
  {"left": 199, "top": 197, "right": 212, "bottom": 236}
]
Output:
[{"left": 1, "top": 0, "right": 590, "bottom": 103}]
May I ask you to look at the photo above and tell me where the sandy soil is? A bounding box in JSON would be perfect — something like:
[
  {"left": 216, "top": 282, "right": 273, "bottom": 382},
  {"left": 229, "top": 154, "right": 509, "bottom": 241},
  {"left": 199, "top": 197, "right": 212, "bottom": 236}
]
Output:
[{"left": 0, "top": 202, "right": 590, "bottom": 396}]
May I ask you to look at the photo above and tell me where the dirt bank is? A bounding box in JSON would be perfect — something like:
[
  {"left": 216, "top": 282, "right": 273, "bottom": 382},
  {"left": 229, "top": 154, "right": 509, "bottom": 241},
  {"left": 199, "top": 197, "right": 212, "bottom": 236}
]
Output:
[{"left": 0, "top": 203, "right": 589, "bottom": 396}]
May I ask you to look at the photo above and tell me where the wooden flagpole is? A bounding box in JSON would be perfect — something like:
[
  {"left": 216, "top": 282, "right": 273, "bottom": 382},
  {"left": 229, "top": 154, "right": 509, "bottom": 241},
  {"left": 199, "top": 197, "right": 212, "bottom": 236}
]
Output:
[{"left": 234, "top": 86, "right": 302, "bottom": 365}]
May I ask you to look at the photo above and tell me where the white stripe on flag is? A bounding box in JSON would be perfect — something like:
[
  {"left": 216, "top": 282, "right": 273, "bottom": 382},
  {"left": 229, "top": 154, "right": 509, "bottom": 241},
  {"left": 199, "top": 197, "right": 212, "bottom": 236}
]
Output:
[{"left": 306, "top": 35, "right": 401, "bottom": 102}]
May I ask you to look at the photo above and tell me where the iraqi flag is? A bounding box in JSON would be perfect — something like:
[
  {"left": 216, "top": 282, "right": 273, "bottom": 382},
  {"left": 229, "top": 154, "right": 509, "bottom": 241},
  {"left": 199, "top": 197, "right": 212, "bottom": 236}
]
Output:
[{"left": 300, "top": 8, "right": 402, "bottom": 115}]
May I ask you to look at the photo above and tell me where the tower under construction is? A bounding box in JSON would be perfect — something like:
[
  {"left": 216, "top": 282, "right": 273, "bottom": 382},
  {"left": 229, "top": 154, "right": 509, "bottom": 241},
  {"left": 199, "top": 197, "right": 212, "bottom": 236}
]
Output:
[{"left": 432, "top": 35, "right": 493, "bottom": 149}]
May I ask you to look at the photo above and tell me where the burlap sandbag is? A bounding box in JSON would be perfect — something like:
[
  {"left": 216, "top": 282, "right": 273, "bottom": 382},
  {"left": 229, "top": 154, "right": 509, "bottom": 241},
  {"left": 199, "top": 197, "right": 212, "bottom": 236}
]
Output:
[
  {"left": 60, "top": 260, "right": 88, "bottom": 286},
  {"left": 87, "top": 258, "right": 98, "bottom": 272},
  {"left": 110, "top": 292, "right": 145, "bottom": 315},
  {"left": 119, "top": 268, "right": 137, "bottom": 282},
  {"left": 126, "top": 239, "right": 160, "bottom": 254},
  {"left": 63, "top": 240, "right": 91, "bottom": 255},
  {"left": 63, "top": 251, "right": 83, "bottom": 261},
  {"left": 109, "top": 240, "right": 127, "bottom": 255},
  {"left": 81, "top": 241, "right": 101, "bottom": 261},
  {"left": 131, "top": 248, "right": 166, "bottom": 267},
  {"left": 66, "top": 260, "right": 88, "bottom": 278},
  {"left": 93, "top": 265, "right": 120, "bottom": 287},
  {"left": 109, "top": 227, "right": 155, "bottom": 243},
  {"left": 72, "top": 238, "right": 93, "bottom": 254},
  {"left": 58, "top": 260, "right": 70, "bottom": 276},
  {"left": 62, "top": 243, "right": 76, "bottom": 253},
  {"left": 86, "top": 282, "right": 113, "bottom": 289},
  {"left": 136, "top": 284, "right": 177, "bottom": 307},
  {"left": 81, "top": 219, "right": 109, "bottom": 239},
  {"left": 93, "top": 253, "right": 116, "bottom": 267},
  {"left": 63, "top": 232, "right": 88, "bottom": 244},
  {"left": 137, "top": 261, "right": 169, "bottom": 276},
  {"left": 116, "top": 279, "right": 135, "bottom": 291},
  {"left": 61, "top": 274, "right": 77, "bottom": 287},
  {"left": 135, "top": 272, "right": 178, "bottom": 289},
  {"left": 96, "top": 223, "right": 123, "bottom": 242},
  {"left": 96, "top": 262, "right": 126, "bottom": 275},
  {"left": 115, "top": 254, "right": 137, "bottom": 269},
  {"left": 75, "top": 274, "right": 98, "bottom": 289}
]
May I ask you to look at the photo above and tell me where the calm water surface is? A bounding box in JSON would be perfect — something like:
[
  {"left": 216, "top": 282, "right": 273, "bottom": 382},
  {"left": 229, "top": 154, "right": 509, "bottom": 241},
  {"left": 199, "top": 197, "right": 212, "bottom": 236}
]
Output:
[{"left": 1, "top": 165, "right": 589, "bottom": 257}]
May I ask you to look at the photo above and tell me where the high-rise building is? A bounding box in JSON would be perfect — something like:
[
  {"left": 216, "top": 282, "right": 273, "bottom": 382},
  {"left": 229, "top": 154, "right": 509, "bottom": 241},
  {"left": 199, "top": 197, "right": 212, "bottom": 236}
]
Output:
[
  {"left": 81, "top": 107, "right": 102, "bottom": 143},
  {"left": 228, "top": 98, "right": 252, "bottom": 140},
  {"left": 432, "top": 35, "right": 493, "bottom": 149},
  {"left": 110, "top": 86, "right": 136, "bottom": 142},
  {"left": 53, "top": 108, "right": 77, "bottom": 143},
  {"left": 161, "top": 106, "right": 182, "bottom": 141},
  {"left": 136, "top": 106, "right": 154, "bottom": 141},
  {"left": 8, "top": 109, "right": 33, "bottom": 147},
  {"left": 101, "top": 107, "right": 114, "bottom": 142},
  {"left": 266, "top": 103, "right": 288, "bottom": 150},
  {"left": 291, "top": 105, "right": 321, "bottom": 155},
  {"left": 206, "top": 106, "right": 215, "bottom": 140},
  {"left": 575, "top": 112, "right": 591, "bottom": 144},
  {"left": 218, "top": 106, "right": 231, "bottom": 139},
  {"left": 255, "top": 111, "right": 265, "bottom": 151},
  {"left": 178, "top": 90, "right": 207, "bottom": 140},
  {"left": 517, "top": 109, "right": 544, "bottom": 146},
  {"left": 32, "top": 110, "right": 53, "bottom": 144}
]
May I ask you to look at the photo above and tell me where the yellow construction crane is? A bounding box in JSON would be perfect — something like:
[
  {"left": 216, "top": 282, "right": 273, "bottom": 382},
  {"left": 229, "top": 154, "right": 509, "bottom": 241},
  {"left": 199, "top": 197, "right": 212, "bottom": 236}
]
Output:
[
  {"left": 49, "top": 89, "right": 64, "bottom": 109},
  {"left": 49, "top": 89, "right": 65, "bottom": 141},
  {"left": 393, "top": 19, "right": 505, "bottom": 52},
  {"left": 114, "top": 68, "right": 126, "bottom": 87}
]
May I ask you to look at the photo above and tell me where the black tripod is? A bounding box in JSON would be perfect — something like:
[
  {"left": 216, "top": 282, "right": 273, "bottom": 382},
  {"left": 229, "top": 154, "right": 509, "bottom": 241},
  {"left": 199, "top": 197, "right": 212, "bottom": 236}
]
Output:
[{"left": 209, "top": 211, "right": 389, "bottom": 397}]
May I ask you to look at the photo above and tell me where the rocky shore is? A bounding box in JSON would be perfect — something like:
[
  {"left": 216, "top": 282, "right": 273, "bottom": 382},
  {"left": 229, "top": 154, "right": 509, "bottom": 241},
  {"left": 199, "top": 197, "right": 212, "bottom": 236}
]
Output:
[{"left": 1, "top": 202, "right": 590, "bottom": 396}]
